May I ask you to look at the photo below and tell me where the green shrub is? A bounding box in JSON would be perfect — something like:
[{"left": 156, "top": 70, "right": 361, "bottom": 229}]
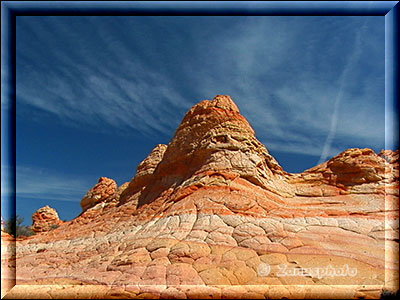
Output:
[
  {"left": 4, "top": 215, "right": 35, "bottom": 238},
  {"left": 50, "top": 224, "right": 59, "bottom": 230}
]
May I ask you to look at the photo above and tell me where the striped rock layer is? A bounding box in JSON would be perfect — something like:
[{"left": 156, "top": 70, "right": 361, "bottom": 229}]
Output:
[
  {"left": 2, "top": 95, "right": 399, "bottom": 299},
  {"left": 31, "top": 206, "right": 63, "bottom": 234}
]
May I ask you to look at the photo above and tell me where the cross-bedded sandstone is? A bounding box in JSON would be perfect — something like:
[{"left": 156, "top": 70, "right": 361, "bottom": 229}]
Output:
[
  {"left": 80, "top": 177, "right": 117, "bottom": 212},
  {"left": 31, "top": 206, "right": 63, "bottom": 233},
  {"left": 2, "top": 95, "right": 398, "bottom": 299}
]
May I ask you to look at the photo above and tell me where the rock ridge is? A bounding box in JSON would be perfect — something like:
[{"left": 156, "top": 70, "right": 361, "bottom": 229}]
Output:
[
  {"left": 2, "top": 95, "right": 398, "bottom": 299},
  {"left": 120, "top": 95, "right": 288, "bottom": 208}
]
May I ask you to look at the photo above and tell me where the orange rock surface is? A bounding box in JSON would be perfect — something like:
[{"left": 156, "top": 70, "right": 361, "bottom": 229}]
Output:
[
  {"left": 2, "top": 95, "right": 398, "bottom": 299},
  {"left": 80, "top": 177, "right": 117, "bottom": 212},
  {"left": 1, "top": 220, "right": 16, "bottom": 298},
  {"left": 31, "top": 206, "right": 63, "bottom": 233}
]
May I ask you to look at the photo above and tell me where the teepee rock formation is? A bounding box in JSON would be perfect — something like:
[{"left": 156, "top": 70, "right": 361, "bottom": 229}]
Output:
[
  {"left": 2, "top": 95, "right": 399, "bottom": 299},
  {"left": 119, "top": 95, "right": 290, "bottom": 211}
]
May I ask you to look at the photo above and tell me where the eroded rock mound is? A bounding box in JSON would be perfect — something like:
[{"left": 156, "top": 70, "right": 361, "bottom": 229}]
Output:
[
  {"left": 121, "top": 95, "right": 288, "bottom": 208},
  {"left": 299, "top": 147, "right": 398, "bottom": 196},
  {"left": 4, "top": 95, "right": 399, "bottom": 299},
  {"left": 119, "top": 144, "right": 167, "bottom": 206},
  {"left": 31, "top": 206, "right": 63, "bottom": 233},
  {"left": 161, "top": 95, "right": 285, "bottom": 179},
  {"left": 326, "top": 148, "right": 386, "bottom": 185},
  {"left": 80, "top": 177, "right": 117, "bottom": 212}
]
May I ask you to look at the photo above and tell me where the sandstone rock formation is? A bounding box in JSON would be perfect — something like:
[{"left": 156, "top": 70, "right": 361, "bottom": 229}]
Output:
[
  {"left": 119, "top": 144, "right": 167, "bottom": 207},
  {"left": 1, "top": 217, "right": 16, "bottom": 298},
  {"left": 31, "top": 206, "right": 63, "bottom": 233},
  {"left": 2, "top": 95, "right": 399, "bottom": 299},
  {"left": 80, "top": 177, "right": 117, "bottom": 212}
]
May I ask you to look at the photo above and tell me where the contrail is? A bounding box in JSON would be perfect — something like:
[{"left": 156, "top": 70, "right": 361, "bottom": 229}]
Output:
[{"left": 317, "top": 21, "right": 367, "bottom": 165}]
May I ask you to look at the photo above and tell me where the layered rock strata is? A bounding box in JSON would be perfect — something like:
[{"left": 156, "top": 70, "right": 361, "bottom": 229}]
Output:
[
  {"left": 80, "top": 177, "right": 117, "bottom": 212},
  {"left": 2, "top": 95, "right": 399, "bottom": 299},
  {"left": 31, "top": 206, "right": 63, "bottom": 234},
  {"left": 1, "top": 219, "right": 16, "bottom": 298}
]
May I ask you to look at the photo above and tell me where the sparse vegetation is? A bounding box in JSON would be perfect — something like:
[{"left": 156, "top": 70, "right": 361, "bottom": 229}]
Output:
[
  {"left": 50, "top": 224, "right": 60, "bottom": 230},
  {"left": 3, "top": 215, "right": 35, "bottom": 237}
]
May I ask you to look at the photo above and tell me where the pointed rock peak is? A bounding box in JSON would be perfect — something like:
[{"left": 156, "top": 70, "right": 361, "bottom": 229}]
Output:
[
  {"left": 209, "top": 94, "right": 240, "bottom": 112},
  {"left": 180, "top": 95, "right": 246, "bottom": 130},
  {"left": 188, "top": 94, "right": 239, "bottom": 114},
  {"left": 135, "top": 144, "right": 167, "bottom": 178},
  {"left": 173, "top": 95, "right": 255, "bottom": 150},
  {"left": 118, "top": 144, "right": 167, "bottom": 206},
  {"left": 125, "top": 95, "right": 286, "bottom": 207},
  {"left": 162, "top": 95, "right": 255, "bottom": 167}
]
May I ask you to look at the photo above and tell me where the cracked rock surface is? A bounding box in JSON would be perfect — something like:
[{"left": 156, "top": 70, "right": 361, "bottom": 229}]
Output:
[
  {"left": 2, "top": 95, "right": 399, "bottom": 299},
  {"left": 31, "top": 206, "right": 63, "bottom": 234}
]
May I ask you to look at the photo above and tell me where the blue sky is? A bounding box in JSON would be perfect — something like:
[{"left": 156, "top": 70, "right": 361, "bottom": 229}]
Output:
[{"left": 2, "top": 15, "right": 395, "bottom": 225}]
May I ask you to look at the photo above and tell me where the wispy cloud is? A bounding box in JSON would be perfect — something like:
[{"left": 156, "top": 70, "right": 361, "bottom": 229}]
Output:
[
  {"left": 318, "top": 20, "right": 368, "bottom": 164},
  {"left": 188, "top": 17, "right": 386, "bottom": 158},
  {"left": 16, "top": 17, "right": 190, "bottom": 139},
  {"left": 15, "top": 16, "right": 386, "bottom": 160},
  {"left": 14, "top": 165, "right": 90, "bottom": 202}
]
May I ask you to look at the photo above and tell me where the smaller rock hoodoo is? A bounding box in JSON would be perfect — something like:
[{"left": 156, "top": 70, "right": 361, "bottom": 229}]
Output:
[
  {"left": 80, "top": 177, "right": 117, "bottom": 212},
  {"left": 31, "top": 205, "right": 63, "bottom": 233}
]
